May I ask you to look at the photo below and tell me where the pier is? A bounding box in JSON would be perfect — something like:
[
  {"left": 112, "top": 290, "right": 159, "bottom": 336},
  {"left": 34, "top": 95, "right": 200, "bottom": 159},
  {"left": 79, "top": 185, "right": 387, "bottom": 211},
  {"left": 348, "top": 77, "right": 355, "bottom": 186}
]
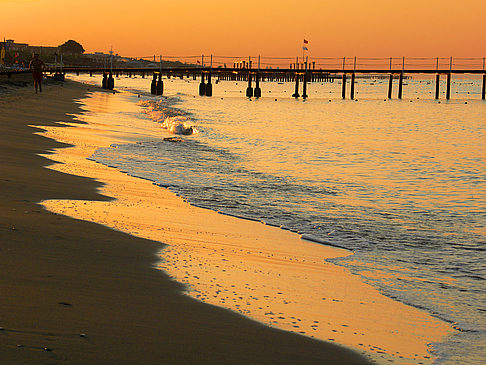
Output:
[{"left": 2, "top": 55, "right": 484, "bottom": 100}]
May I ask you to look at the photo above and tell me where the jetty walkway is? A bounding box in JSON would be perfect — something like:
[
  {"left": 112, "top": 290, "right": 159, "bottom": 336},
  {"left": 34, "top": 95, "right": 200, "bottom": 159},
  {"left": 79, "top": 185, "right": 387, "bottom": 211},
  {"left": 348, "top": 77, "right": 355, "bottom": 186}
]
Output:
[{"left": 1, "top": 55, "right": 484, "bottom": 100}]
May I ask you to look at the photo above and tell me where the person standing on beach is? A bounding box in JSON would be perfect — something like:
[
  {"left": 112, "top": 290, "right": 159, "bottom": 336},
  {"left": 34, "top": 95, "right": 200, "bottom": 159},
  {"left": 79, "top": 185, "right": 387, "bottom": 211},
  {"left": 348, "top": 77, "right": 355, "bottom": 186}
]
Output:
[{"left": 29, "top": 53, "right": 45, "bottom": 93}]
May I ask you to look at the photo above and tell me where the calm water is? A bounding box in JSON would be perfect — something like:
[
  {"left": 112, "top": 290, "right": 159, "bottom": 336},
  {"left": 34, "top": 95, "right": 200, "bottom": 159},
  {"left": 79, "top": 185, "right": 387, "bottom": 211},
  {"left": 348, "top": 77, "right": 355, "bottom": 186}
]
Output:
[{"left": 72, "top": 74, "right": 485, "bottom": 364}]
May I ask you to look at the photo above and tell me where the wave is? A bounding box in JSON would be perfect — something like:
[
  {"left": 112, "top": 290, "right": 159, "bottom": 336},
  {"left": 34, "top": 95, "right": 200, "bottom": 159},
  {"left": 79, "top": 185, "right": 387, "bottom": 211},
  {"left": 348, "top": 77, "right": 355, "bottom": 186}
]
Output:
[{"left": 137, "top": 99, "right": 198, "bottom": 135}]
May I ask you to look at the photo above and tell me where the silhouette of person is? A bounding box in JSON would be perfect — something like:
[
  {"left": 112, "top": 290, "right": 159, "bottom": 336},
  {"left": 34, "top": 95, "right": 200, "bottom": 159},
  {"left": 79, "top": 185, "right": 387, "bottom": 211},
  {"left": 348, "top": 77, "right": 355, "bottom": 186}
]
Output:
[{"left": 29, "top": 53, "right": 45, "bottom": 93}]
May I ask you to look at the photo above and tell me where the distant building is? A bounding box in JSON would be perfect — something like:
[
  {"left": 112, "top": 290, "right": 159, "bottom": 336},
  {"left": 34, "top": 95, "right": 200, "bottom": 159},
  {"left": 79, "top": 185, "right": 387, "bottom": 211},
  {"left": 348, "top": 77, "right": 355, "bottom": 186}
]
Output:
[
  {"left": 29, "top": 45, "right": 58, "bottom": 55},
  {"left": 1, "top": 39, "right": 58, "bottom": 55}
]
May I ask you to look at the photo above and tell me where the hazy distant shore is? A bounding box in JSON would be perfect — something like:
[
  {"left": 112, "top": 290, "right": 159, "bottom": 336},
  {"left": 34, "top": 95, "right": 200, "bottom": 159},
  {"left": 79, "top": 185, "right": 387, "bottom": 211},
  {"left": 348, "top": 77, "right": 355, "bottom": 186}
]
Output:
[{"left": 0, "top": 80, "right": 372, "bottom": 363}]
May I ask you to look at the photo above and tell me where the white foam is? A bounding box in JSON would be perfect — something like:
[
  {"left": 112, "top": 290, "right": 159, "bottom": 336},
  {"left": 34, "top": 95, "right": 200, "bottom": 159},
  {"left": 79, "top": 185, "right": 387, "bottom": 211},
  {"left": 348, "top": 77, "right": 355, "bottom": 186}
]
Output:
[{"left": 161, "top": 116, "right": 197, "bottom": 135}]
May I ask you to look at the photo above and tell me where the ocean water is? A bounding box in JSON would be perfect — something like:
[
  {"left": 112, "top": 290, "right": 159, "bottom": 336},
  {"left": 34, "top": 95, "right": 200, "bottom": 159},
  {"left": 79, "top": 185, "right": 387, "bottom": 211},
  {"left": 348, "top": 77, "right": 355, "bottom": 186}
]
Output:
[{"left": 71, "top": 74, "right": 485, "bottom": 364}]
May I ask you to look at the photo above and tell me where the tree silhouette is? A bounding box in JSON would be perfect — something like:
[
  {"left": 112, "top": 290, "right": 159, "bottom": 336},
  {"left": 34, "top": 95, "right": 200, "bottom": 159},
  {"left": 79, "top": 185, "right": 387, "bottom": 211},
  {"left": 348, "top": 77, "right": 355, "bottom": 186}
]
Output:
[{"left": 59, "top": 40, "right": 85, "bottom": 55}]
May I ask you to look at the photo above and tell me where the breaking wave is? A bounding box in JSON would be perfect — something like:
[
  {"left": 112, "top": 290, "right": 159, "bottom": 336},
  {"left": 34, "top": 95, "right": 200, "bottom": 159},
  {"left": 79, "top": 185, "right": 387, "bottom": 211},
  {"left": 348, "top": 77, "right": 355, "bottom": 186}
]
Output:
[{"left": 138, "top": 99, "right": 198, "bottom": 135}]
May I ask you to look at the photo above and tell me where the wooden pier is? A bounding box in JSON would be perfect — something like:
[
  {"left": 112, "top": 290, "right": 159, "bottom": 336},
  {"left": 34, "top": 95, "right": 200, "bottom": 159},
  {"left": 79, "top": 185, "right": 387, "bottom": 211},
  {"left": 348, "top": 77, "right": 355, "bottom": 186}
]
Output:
[{"left": 2, "top": 55, "right": 484, "bottom": 100}]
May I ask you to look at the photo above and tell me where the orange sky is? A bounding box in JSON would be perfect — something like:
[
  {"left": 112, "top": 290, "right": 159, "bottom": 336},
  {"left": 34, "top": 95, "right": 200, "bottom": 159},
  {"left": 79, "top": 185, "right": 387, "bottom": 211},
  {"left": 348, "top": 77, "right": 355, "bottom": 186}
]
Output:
[{"left": 1, "top": 0, "right": 485, "bottom": 58}]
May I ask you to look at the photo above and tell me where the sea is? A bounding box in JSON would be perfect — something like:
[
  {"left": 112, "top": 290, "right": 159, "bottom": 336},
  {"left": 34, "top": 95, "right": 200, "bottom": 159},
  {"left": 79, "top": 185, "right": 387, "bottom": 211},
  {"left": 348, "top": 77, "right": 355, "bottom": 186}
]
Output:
[{"left": 68, "top": 73, "right": 485, "bottom": 364}]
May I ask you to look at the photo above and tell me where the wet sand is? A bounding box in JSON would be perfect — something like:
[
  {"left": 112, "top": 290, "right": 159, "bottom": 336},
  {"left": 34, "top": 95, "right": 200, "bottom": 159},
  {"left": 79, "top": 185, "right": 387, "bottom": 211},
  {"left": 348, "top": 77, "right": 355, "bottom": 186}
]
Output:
[
  {"left": 38, "top": 85, "right": 452, "bottom": 364},
  {"left": 0, "top": 78, "right": 374, "bottom": 363}
]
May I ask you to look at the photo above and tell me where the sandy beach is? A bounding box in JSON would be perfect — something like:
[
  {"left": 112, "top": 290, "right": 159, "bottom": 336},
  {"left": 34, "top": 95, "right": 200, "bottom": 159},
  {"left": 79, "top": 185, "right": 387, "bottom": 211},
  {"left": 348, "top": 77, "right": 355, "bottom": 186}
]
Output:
[{"left": 0, "top": 76, "right": 378, "bottom": 363}]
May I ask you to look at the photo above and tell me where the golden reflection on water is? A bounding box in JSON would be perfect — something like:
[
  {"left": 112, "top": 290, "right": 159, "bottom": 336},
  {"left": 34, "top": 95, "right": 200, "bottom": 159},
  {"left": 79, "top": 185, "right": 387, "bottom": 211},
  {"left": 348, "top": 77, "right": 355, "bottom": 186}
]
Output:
[{"left": 39, "top": 91, "right": 454, "bottom": 365}]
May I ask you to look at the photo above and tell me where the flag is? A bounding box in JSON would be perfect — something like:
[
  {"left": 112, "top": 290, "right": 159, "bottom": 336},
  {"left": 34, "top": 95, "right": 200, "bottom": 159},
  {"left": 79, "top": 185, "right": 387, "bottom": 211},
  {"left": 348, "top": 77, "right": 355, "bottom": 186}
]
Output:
[
  {"left": 197, "top": 60, "right": 200, "bottom": 64},
  {"left": 303, "top": 46, "right": 308, "bottom": 51},
  {"left": 303, "top": 39, "right": 309, "bottom": 44}
]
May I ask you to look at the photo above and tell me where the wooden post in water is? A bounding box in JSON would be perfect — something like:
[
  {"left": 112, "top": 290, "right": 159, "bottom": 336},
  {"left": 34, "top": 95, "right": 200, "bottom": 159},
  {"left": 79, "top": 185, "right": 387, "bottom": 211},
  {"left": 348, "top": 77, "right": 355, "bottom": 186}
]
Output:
[
  {"left": 206, "top": 72, "right": 213, "bottom": 96},
  {"left": 254, "top": 72, "right": 261, "bottom": 97},
  {"left": 350, "top": 57, "right": 356, "bottom": 100},
  {"left": 482, "top": 57, "right": 486, "bottom": 100},
  {"left": 398, "top": 56, "right": 404, "bottom": 99},
  {"left": 341, "top": 73, "right": 347, "bottom": 99},
  {"left": 350, "top": 72, "right": 355, "bottom": 100},
  {"left": 254, "top": 56, "right": 261, "bottom": 97},
  {"left": 482, "top": 74, "right": 486, "bottom": 100},
  {"left": 435, "top": 74, "right": 440, "bottom": 99},
  {"left": 246, "top": 72, "right": 253, "bottom": 97},
  {"left": 388, "top": 74, "right": 393, "bottom": 99},
  {"left": 102, "top": 72, "right": 107, "bottom": 89},
  {"left": 302, "top": 73, "right": 308, "bottom": 99},
  {"left": 151, "top": 73, "right": 157, "bottom": 95},
  {"left": 446, "top": 57, "right": 452, "bottom": 100},
  {"left": 302, "top": 56, "right": 308, "bottom": 99},
  {"left": 292, "top": 72, "right": 300, "bottom": 98},
  {"left": 482, "top": 58, "right": 485, "bottom": 100},
  {"left": 446, "top": 72, "right": 451, "bottom": 100},
  {"left": 107, "top": 72, "right": 114, "bottom": 90},
  {"left": 398, "top": 72, "right": 403, "bottom": 99},
  {"left": 156, "top": 73, "right": 163, "bottom": 95},
  {"left": 206, "top": 70, "right": 213, "bottom": 96},
  {"left": 205, "top": 55, "right": 213, "bottom": 96},
  {"left": 199, "top": 72, "right": 206, "bottom": 96}
]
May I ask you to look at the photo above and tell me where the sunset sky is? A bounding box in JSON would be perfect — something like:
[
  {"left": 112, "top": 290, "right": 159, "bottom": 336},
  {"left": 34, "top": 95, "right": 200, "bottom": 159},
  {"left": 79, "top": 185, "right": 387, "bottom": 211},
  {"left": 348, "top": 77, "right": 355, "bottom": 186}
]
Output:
[{"left": 1, "top": 0, "right": 485, "bottom": 59}]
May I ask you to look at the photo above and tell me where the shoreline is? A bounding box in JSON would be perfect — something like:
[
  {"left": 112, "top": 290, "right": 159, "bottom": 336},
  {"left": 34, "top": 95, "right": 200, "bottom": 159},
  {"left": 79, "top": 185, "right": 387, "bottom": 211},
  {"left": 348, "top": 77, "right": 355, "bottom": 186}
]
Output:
[
  {"left": 39, "top": 83, "right": 452, "bottom": 364},
  {"left": 0, "top": 79, "right": 374, "bottom": 364}
]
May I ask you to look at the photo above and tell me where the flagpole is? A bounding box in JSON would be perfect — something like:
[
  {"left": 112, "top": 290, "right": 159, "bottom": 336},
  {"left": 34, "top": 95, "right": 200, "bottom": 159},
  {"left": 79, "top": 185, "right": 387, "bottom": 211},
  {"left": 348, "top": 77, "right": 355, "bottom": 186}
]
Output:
[
  {"left": 302, "top": 39, "right": 308, "bottom": 69},
  {"left": 302, "top": 41, "right": 304, "bottom": 63}
]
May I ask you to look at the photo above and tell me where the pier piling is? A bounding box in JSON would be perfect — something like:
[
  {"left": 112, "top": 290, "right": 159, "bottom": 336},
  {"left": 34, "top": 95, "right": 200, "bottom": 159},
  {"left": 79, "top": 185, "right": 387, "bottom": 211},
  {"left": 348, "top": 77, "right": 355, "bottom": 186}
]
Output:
[
  {"left": 102, "top": 72, "right": 108, "bottom": 89},
  {"left": 435, "top": 74, "right": 440, "bottom": 99},
  {"left": 199, "top": 72, "right": 206, "bottom": 96},
  {"left": 156, "top": 73, "right": 163, "bottom": 95},
  {"left": 350, "top": 73, "right": 355, "bottom": 100},
  {"left": 446, "top": 72, "right": 451, "bottom": 100},
  {"left": 246, "top": 72, "right": 253, "bottom": 97},
  {"left": 151, "top": 73, "right": 157, "bottom": 95},
  {"left": 254, "top": 72, "right": 261, "bottom": 98},
  {"left": 341, "top": 73, "right": 347, "bottom": 99},
  {"left": 388, "top": 74, "right": 393, "bottom": 99},
  {"left": 205, "top": 71, "right": 213, "bottom": 96},
  {"left": 107, "top": 72, "right": 114, "bottom": 90},
  {"left": 292, "top": 73, "right": 300, "bottom": 98},
  {"left": 302, "top": 72, "right": 308, "bottom": 99},
  {"left": 398, "top": 72, "right": 403, "bottom": 99},
  {"left": 482, "top": 74, "right": 485, "bottom": 100}
]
